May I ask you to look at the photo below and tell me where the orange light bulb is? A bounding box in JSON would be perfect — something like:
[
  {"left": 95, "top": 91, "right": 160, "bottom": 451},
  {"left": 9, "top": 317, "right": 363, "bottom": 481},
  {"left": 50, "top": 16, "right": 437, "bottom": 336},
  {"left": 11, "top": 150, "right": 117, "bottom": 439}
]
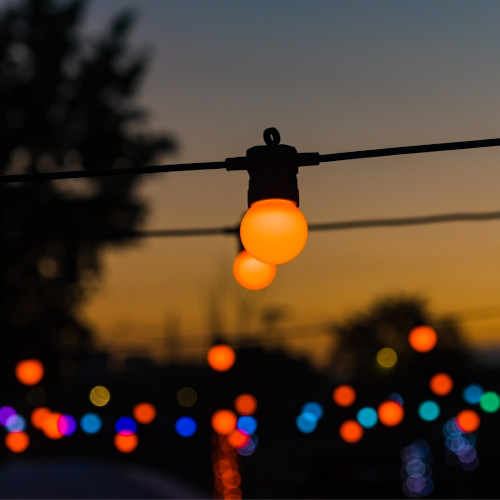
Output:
[
  {"left": 232, "top": 250, "right": 277, "bottom": 290},
  {"left": 240, "top": 198, "right": 308, "bottom": 265}
]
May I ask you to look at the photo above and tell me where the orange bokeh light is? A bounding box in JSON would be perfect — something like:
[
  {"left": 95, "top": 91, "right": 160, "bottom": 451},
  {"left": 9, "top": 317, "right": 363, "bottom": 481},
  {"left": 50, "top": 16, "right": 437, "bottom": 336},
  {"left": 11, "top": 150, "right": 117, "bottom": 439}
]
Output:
[
  {"left": 207, "top": 345, "right": 236, "bottom": 372},
  {"left": 429, "top": 372, "right": 453, "bottom": 396},
  {"left": 240, "top": 198, "right": 308, "bottom": 265},
  {"left": 42, "top": 412, "right": 63, "bottom": 439},
  {"left": 5, "top": 431, "right": 30, "bottom": 453},
  {"left": 339, "top": 420, "right": 364, "bottom": 443},
  {"left": 332, "top": 385, "right": 356, "bottom": 407},
  {"left": 114, "top": 433, "right": 138, "bottom": 453},
  {"left": 227, "top": 429, "right": 250, "bottom": 449},
  {"left": 456, "top": 409, "right": 480, "bottom": 433},
  {"left": 211, "top": 409, "right": 237, "bottom": 435},
  {"left": 15, "top": 359, "right": 44, "bottom": 385},
  {"left": 408, "top": 325, "right": 438, "bottom": 353},
  {"left": 133, "top": 402, "right": 157, "bottom": 424},
  {"left": 232, "top": 250, "right": 277, "bottom": 290},
  {"left": 378, "top": 400, "right": 405, "bottom": 426},
  {"left": 234, "top": 394, "right": 257, "bottom": 415},
  {"left": 31, "top": 407, "right": 51, "bottom": 430}
]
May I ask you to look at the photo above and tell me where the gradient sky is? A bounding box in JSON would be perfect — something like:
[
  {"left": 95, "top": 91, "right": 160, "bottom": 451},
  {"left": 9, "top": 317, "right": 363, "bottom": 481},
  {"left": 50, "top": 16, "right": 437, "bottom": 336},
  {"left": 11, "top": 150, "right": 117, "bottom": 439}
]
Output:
[{"left": 56, "top": 0, "right": 500, "bottom": 366}]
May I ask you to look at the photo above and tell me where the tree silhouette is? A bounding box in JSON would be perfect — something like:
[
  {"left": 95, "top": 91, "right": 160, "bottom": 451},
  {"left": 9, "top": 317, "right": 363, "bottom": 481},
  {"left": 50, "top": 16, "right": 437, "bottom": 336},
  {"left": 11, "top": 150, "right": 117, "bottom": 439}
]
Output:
[
  {"left": 0, "top": 0, "right": 175, "bottom": 381},
  {"left": 329, "top": 295, "right": 471, "bottom": 386}
]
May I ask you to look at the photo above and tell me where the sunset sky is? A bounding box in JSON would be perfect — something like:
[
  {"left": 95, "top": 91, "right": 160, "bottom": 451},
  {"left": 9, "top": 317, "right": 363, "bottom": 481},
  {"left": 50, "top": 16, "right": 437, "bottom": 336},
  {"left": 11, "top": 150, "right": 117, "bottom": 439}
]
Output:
[{"left": 61, "top": 0, "right": 500, "bottom": 366}]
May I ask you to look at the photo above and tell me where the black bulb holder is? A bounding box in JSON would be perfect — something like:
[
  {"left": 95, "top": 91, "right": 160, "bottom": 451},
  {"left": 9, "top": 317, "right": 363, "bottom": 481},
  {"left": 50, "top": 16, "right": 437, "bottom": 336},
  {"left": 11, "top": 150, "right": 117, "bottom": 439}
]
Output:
[{"left": 245, "top": 127, "right": 300, "bottom": 207}]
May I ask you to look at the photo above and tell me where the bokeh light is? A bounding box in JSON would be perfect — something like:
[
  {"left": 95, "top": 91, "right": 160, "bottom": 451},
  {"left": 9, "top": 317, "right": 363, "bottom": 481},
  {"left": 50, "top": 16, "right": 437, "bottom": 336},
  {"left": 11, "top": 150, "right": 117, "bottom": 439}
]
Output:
[
  {"left": 234, "top": 394, "right": 257, "bottom": 415},
  {"left": 332, "top": 385, "right": 356, "bottom": 407},
  {"left": 237, "top": 437, "right": 257, "bottom": 457},
  {"left": 357, "top": 407, "right": 378, "bottom": 428},
  {"left": 57, "top": 414, "right": 77, "bottom": 436},
  {"left": 5, "top": 414, "right": 26, "bottom": 433},
  {"left": 408, "top": 325, "right": 437, "bottom": 353},
  {"left": 211, "top": 410, "right": 237, "bottom": 435},
  {"left": 456, "top": 409, "right": 480, "bottom": 433},
  {"left": 115, "top": 416, "right": 137, "bottom": 436},
  {"left": 26, "top": 387, "right": 47, "bottom": 406},
  {"left": 240, "top": 198, "right": 308, "bottom": 265},
  {"left": 80, "top": 413, "right": 102, "bottom": 434},
  {"left": 133, "top": 402, "right": 157, "bottom": 424},
  {"left": 296, "top": 412, "right": 317, "bottom": 433},
  {"left": 339, "top": 420, "right": 364, "bottom": 443},
  {"left": 175, "top": 416, "right": 198, "bottom": 437},
  {"left": 15, "top": 359, "right": 44, "bottom": 385},
  {"left": 378, "top": 400, "right": 405, "bottom": 426},
  {"left": 89, "top": 385, "right": 111, "bottom": 407},
  {"left": 207, "top": 345, "right": 236, "bottom": 372},
  {"left": 114, "top": 433, "right": 138, "bottom": 453},
  {"left": 5, "top": 431, "right": 29, "bottom": 453},
  {"left": 301, "top": 402, "right": 323, "bottom": 420},
  {"left": 418, "top": 400, "right": 440, "bottom": 421},
  {"left": 232, "top": 250, "right": 277, "bottom": 290},
  {"left": 237, "top": 416, "right": 257, "bottom": 435},
  {"left": 429, "top": 373, "right": 453, "bottom": 396},
  {"left": 462, "top": 384, "right": 484, "bottom": 405},
  {"left": 42, "top": 412, "right": 63, "bottom": 439},
  {"left": 228, "top": 429, "right": 251, "bottom": 449},
  {"left": 177, "top": 387, "right": 198, "bottom": 407},
  {"left": 0, "top": 406, "right": 16, "bottom": 427},
  {"left": 479, "top": 391, "right": 500, "bottom": 413},
  {"left": 376, "top": 347, "right": 398, "bottom": 369},
  {"left": 387, "top": 393, "right": 404, "bottom": 406},
  {"left": 31, "top": 407, "right": 50, "bottom": 430}
]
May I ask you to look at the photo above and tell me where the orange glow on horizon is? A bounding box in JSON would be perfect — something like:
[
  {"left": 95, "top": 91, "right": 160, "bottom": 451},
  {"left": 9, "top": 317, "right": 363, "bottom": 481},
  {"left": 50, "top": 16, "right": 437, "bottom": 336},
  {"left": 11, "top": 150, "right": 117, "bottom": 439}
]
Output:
[
  {"left": 15, "top": 359, "right": 44, "bottom": 386},
  {"left": 429, "top": 372, "right": 453, "bottom": 396},
  {"left": 408, "top": 325, "right": 438, "bottom": 352},
  {"left": 339, "top": 420, "right": 364, "bottom": 443},
  {"left": 456, "top": 409, "right": 480, "bottom": 433},
  {"left": 5, "top": 431, "right": 30, "bottom": 453},
  {"left": 114, "top": 433, "right": 139, "bottom": 453},
  {"left": 378, "top": 400, "right": 404, "bottom": 426},
  {"left": 232, "top": 250, "right": 277, "bottom": 290},
  {"left": 211, "top": 409, "right": 237, "bottom": 435},
  {"left": 234, "top": 394, "right": 257, "bottom": 415},
  {"left": 133, "top": 402, "right": 157, "bottom": 424},
  {"left": 332, "top": 385, "right": 356, "bottom": 407},
  {"left": 207, "top": 345, "right": 236, "bottom": 372},
  {"left": 240, "top": 198, "right": 308, "bottom": 265}
]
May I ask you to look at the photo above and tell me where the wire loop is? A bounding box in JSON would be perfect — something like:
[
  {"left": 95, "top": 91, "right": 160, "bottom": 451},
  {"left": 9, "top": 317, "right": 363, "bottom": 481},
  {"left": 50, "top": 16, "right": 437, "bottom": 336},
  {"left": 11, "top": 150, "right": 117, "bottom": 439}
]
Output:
[{"left": 263, "top": 127, "right": 280, "bottom": 145}]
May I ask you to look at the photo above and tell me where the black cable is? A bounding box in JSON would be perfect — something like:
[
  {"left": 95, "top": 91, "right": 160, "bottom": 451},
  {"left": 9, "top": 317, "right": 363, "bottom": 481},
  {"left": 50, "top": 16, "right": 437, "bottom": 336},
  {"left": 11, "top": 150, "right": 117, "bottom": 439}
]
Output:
[
  {"left": 0, "top": 160, "right": 229, "bottom": 183},
  {"left": 1, "top": 137, "right": 500, "bottom": 183},
  {"left": 125, "top": 210, "right": 500, "bottom": 239},
  {"left": 318, "top": 137, "right": 500, "bottom": 163}
]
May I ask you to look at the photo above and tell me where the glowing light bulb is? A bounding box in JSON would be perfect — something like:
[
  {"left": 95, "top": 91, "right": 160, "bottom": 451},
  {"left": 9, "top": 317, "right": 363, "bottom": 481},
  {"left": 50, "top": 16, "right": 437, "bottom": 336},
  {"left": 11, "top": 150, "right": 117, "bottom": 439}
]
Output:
[
  {"left": 240, "top": 198, "right": 308, "bottom": 265},
  {"left": 232, "top": 250, "right": 277, "bottom": 290}
]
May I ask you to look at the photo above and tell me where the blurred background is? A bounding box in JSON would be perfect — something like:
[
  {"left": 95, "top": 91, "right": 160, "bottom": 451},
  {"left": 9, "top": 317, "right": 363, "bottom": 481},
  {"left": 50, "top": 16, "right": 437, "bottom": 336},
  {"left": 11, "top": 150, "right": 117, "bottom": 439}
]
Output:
[{"left": 2, "top": 0, "right": 500, "bottom": 498}]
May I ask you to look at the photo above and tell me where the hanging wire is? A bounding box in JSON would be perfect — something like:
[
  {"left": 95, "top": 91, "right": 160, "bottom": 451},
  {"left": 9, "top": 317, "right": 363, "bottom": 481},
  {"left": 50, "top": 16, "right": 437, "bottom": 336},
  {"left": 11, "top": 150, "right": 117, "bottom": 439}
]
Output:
[
  {"left": 1, "top": 136, "right": 500, "bottom": 183},
  {"left": 113, "top": 209, "right": 500, "bottom": 240}
]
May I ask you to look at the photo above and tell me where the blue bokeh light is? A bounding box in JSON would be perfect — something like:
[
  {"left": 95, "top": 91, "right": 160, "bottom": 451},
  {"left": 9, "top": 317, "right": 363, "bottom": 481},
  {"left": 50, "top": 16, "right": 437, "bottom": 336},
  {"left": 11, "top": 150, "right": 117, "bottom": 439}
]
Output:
[
  {"left": 5, "top": 414, "right": 26, "bottom": 432},
  {"left": 357, "top": 407, "right": 378, "bottom": 428},
  {"left": 418, "top": 400, "right": 440, "bottom": 421},
  {"left": 296, "top": 413, "right": 317, "bottom": 433},
  {"left": 115, "top": 416, "right": 138, "bottom": 436},
  {"left": 301, "top": 402, "right": 323, "bottom": 420},
  {"left": 80, "top": 413, "right": 102, "bottom": 434},
  {"left": 462, "top": 384, "right": 484, "bottom": 405},
  {"left": 175, "top": 416, "right": 197, "bottom": 437},
  {"left": 237, "top": 415, "right": 257, "bottom": 435}
]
